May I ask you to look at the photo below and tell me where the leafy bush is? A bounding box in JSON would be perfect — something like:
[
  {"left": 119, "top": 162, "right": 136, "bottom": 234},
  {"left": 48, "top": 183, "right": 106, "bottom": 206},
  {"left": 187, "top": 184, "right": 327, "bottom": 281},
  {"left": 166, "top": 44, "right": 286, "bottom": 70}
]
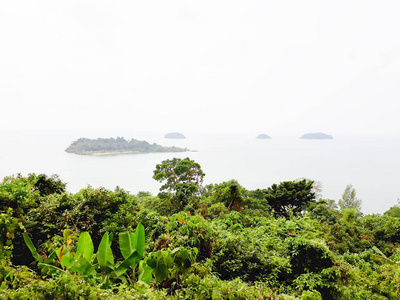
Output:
[{"left": 164, "top": 212, "right": 214, "bottom": 260}]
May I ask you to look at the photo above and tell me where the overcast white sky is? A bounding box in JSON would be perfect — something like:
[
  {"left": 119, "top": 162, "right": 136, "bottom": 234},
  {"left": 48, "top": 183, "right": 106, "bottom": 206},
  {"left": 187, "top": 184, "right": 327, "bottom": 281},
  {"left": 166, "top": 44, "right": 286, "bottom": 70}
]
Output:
[{"left": 1, "top": 0, "right": 400, "bottom": 136}]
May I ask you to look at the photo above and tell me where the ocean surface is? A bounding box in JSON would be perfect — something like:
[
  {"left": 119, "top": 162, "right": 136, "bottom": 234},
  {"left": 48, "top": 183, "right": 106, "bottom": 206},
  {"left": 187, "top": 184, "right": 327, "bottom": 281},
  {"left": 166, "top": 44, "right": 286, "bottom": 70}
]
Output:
[{"left": 1, "top": 129, "right": 399, "bottom": 215}]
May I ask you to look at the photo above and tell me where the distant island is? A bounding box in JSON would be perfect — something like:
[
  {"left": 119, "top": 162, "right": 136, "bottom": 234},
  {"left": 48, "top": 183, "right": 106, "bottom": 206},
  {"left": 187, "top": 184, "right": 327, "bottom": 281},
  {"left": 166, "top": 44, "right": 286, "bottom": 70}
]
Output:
[
  {"left": 256, "top": 134, "right": 271, "bottom": 139},
  {"left": 299, "top": 132, "right": 333, "bottom": 139},
  {"left": 65, "top": 137, "right": 189, "bottom": 155},
  {"left": 164, "top": 132, "right": 185, "bottom": 139}
]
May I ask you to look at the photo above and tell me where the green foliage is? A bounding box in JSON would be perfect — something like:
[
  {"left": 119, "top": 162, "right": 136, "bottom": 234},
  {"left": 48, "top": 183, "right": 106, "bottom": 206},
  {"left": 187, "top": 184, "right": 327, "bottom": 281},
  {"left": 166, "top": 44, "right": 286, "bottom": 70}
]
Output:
[
  {"left": 0, "top": 208, "right": 22, "bottom": 259},
  {"left": 286, "top": 236, "right": 333, "bottom": 276},
  {"left": 176, "top": 275, "right": 279, "bottom": 299},
  {"left": 2, "top": 166, "right": 400, "bottom": 299},
  {"left": 212, "top": 227, "right": 290, "bottom": 283},
  {"left": 1, "top": 270, "right": 168, "bottom": 300},
  {"left": 28, "top": 173, "right": 66, "bottom": 197},
  {"left": 202, "top": 180, "right": 245, "bottom": 211},
  {"left": 11, "top": 185, "right": 140, "bottom": 266},
  {"left": 164, "top": 212, "right": 213, "bottom": 260},
  {"left": 146, "top": 247, "right": 198, "bottom": 288},
  {"left": 308, "top": 199, "right": 339, "bottom": 225},
  {"left": 0, "top": 174, "right": 37, "bottom": 217},
  {"left": 384, "top": 200, "right": 400, "bottom": 218}
]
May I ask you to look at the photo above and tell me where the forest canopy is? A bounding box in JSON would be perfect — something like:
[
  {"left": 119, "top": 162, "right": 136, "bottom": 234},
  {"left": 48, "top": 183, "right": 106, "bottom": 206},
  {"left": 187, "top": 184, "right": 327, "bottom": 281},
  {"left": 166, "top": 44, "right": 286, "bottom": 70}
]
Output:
[{"left": 1, "top": 160, "right": 399, "bottom": 299}]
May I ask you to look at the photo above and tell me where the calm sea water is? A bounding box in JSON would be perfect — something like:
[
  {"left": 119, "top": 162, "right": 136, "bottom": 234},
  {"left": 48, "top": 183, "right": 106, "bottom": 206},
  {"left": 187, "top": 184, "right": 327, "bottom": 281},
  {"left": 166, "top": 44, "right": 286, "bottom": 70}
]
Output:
[{"left": 1, "top": 129, "right": 399, "bottom": 215}]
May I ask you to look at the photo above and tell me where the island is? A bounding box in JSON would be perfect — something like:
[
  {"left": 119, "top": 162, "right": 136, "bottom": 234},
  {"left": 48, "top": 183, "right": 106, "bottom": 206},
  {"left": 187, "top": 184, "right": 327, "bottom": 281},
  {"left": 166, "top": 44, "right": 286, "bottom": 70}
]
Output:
[
  {"left": 164, "top": 132, "right": 185, "bottom": 139},
  {"left": 65, "top": 137, "right": 189, "bottom": 155},
  {"left": 256, "top": 134, "right": 271, "bottom": 139},
  {"left": 299, "top": 132, "right": 333, "bottom": 139}
]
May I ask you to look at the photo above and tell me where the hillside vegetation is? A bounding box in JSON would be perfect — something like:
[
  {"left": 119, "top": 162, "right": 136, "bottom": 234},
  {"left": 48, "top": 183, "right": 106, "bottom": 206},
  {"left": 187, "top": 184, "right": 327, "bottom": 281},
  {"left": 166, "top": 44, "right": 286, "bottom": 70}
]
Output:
[{"left": 1, "top": 159, "right": 399, "bottom": 299}]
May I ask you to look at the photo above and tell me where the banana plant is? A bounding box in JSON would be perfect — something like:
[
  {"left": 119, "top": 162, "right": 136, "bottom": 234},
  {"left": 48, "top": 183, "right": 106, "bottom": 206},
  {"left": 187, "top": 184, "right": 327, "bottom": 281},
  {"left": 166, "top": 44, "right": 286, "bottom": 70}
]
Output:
[{"left": 24, "top": 223, "right": 153, "bottom": 287}]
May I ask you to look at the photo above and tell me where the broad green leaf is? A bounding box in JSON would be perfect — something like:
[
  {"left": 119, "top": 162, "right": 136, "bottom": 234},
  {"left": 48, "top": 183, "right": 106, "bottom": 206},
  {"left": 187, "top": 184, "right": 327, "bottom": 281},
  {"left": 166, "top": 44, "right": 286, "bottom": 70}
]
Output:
[
  {"left": 97, "top": 232, "right": 114, "bottom": 269},
  {"left": 113, "top": 250, "right": 140, "bottom": 278},
  {"left": 23, "top": 232, "right": 43, "bottom": 263},
  {"left": 75, "top": 232, "right": 94, "bottom": 262},
  {"left": 119, "top": 232, "right": 136, "bottom": 260},
  {"left": 134, "top": 223, "right": 145, "bottom": 257},
  {"left": 146, "top": 250, "right": 173, "bottom": 283},
  {"left": 60, "top": 251, "right": 74, "bottom": 269},
  {"left": 119, "top": 223, "right": 145, "bottom": 259},
  {"left": 138, "top": 261, "right": 153, "bottom": 284},
  {"left": 154, "top": 263, "right": 168, "bottom": 282},
  {"left": 72, "top": 257, "right": 97, "bottom": 276},
  {"left": 146, "top": 258, "right": 157, "bottom": 269}
]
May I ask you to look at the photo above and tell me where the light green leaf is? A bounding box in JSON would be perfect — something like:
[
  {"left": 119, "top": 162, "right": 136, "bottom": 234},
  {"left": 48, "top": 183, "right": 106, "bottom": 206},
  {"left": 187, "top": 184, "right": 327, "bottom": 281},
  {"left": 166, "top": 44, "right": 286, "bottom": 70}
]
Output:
[
  {"left": 119, "top": 232, "right": 136, "bottom": 260},
  {"left": 134, "top": 223, "right": 145, "bottom": 257},
  {"left": 138, "top": 260, "right": 153, "bottom": 284},
  {"left": 97, "top": 232, "right": 114, "bottom": 270},
  {"left": 72, "top": 257, "right": 97, "bottom": 276},
  {"left": 119, "top": 223, "right": 145, "bottom": 259},
  {"left": 60, "top": 251, "right": 74, "bottom": 269},
  {"left": 75, "top": 232, "right": 94, "bottom": 262}
]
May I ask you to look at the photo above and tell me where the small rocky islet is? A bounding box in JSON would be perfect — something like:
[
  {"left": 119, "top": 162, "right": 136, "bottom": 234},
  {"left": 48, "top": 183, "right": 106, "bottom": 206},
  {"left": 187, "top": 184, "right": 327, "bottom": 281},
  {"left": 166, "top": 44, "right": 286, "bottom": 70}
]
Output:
[
  {"left": 164, "top": 132, "right": 186, "bottom": 139},
  {"left": 299, "top": 132, "right": 333, "bottom": 139},
  {"left": 256, "top": 133, "right": 272, "bottom": 139}
]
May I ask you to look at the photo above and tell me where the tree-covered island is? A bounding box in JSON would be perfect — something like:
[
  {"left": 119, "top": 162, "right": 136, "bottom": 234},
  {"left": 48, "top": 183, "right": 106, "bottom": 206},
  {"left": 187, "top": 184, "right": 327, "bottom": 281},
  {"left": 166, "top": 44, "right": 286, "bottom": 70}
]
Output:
[{"left": 65, "top": 137, "right": 189, "bottom": 155}]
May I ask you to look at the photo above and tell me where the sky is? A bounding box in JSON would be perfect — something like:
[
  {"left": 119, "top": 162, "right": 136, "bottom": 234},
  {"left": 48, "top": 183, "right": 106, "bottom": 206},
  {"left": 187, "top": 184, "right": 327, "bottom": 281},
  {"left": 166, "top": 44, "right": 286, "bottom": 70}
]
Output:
[{"left": 1, "top": 0, "right": 400, "bottom": 136}]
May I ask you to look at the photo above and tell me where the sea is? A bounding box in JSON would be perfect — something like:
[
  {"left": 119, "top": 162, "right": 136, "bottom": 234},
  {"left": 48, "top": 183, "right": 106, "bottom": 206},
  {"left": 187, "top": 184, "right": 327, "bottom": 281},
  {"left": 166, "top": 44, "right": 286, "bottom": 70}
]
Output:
[{"left": 1, "top": 129, "right": 399, "bottom": 215}]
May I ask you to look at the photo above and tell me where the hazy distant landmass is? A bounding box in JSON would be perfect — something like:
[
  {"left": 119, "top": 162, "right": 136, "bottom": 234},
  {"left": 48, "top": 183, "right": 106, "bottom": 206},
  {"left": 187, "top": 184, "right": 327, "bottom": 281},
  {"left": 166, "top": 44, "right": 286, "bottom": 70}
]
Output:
[
  {"left": 165, "top": 132, "right": 185, "bottom": 139},
  {"left": 300, "top": 132, "right": 333, "bottom": 139},
  {"left": 256, "top": 134, "right": 271, "bottom": 139},
  {"left": 65, "top": 137, "right": 189, "bottom": 155}
]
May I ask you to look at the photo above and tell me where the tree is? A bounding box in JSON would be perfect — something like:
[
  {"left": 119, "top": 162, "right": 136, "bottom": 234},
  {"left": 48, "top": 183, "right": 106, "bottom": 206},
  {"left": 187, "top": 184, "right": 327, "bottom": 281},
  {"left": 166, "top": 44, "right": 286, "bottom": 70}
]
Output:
[
  {"left": 28, "top": 173, "right": 66, "bottom": 196},
  {"left": 338, "top": 184, "right": 362, "bottom": 211},
  {"left": 153, "top": 158, "right": 205, "bottom": 204},
  {"left": 261, "top": 179, "right": 316, "bottom": 217},
  {"left": 205, "top": 180, "right": 244, "bottom": 210}
]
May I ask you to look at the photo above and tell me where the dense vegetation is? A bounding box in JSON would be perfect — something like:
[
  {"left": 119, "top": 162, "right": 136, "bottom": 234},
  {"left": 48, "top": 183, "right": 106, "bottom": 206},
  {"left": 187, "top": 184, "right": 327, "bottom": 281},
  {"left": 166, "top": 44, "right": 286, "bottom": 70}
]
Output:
[
  {"left": 66, "top": 137, "right": 189, "bottom": 155},
  {"left": 1, "top": 160, "right": 399, "bottom": 299}
]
